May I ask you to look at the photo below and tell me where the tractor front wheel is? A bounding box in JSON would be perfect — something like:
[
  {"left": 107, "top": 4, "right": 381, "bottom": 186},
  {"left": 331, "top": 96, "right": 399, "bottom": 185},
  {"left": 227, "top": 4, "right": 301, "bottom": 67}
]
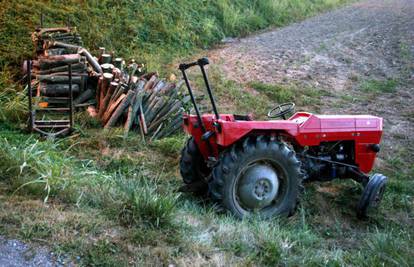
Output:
[
  {"left": 179, "top": 137, "right": 210, "bottom": 193},
  {"left": 210, "top": 136, "right": 302, "bottom": 219}
]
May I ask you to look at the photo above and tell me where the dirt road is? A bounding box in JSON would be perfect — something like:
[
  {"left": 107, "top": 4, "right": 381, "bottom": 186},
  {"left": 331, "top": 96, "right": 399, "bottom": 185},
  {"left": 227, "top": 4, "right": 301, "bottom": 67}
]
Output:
[{"left": 210, "top": 0, "right": 414, "bottom": 161}]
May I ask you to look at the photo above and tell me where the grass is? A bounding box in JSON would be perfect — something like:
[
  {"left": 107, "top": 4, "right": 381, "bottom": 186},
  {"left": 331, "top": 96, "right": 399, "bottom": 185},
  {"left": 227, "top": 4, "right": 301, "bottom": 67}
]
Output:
[
  {"left": 0, "top": 127, "right": 413, "bottom": 266},
  {"left": 249, "top": 81, "right": 330, "bottom": 108},
  {"left": 186, "top": 67, "right": 329, "bottom": 120},
  {"left": 2, "top": 0, "right": 413, "bottom": 265},
  {"left": 359, "top": 79, "right": 399, "bottom": 94},
  {"left": 0, "top": 0, "right": 352, "bottom": 127},
  {"left": 0, "top": 0, "right": 352, "bottom": 71}
]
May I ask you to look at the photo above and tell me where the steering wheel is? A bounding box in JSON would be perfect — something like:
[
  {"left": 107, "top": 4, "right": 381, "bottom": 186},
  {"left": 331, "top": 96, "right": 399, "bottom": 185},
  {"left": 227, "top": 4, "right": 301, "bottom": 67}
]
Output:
[{"left": 267, "top": 102, "right": 296, "bottom": 120}]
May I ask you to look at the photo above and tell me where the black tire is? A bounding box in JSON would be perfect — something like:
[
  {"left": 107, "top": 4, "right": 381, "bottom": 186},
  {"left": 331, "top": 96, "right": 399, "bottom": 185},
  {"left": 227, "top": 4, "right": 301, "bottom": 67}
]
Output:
[
  {"left": 180, "top": 137, "right": 210, "bottom": 185},
  {"left": 357, "top": 173, "right": 387, "bottom": 219},
  {"left": 210, "top": 135, "right": 302, "bottom": 219}
]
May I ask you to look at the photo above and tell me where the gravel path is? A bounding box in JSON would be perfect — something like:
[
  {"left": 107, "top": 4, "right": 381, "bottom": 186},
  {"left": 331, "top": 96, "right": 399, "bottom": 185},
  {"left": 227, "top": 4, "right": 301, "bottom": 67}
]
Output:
[
  {"left": 0, "top": 236, "right": 57, "bottom": 267},
  {"left": 210, "top": 0, "right": 414, "bottom": 159}
]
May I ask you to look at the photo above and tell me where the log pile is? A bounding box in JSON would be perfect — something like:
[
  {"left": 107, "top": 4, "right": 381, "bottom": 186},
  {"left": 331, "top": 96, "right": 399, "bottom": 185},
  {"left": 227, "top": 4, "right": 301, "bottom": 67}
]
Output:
[
  {"left": 94, "top": 57, "right": 189, "bottom": 139},
  {"left": 27, "top": 24, "right": 187, "bottom": 139},
  {"left": 29, "top": 27, "right": 93, "bottom": 106}
]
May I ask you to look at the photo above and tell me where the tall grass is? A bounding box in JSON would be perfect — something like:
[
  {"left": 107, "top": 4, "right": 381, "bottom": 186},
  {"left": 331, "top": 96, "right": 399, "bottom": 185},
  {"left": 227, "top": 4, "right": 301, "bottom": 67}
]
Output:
[
  {"left": 0, "top": 130, "right": 178, "bottom": 228},
  {"left": 0, "top": 66, "right": 27, "bottom": 125}
]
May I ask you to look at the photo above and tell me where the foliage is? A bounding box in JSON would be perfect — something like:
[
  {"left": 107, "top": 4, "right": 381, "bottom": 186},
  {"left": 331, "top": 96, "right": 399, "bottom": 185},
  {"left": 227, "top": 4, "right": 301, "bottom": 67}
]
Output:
[{"left": 359, "top": 79, "right": 399, "bottom": 94}]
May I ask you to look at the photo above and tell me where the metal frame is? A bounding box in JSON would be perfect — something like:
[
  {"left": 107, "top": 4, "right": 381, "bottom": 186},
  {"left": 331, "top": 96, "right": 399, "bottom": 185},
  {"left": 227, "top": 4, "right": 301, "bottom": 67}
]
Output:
[{"left": 28, "top": 61, "right": 74, "bottom": 138}]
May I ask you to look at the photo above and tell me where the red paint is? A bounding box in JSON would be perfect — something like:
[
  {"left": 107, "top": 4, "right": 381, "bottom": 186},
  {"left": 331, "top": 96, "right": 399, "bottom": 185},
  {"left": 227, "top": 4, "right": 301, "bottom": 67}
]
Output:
[{"left": 183, "top": 112, "right": 382, "bottom": 174}]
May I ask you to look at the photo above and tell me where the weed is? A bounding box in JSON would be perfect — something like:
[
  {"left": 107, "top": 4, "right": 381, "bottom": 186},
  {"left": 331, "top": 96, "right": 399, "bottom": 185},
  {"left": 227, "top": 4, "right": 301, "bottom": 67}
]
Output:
[
  {"left": 359, "top": 79, "right": 398, "bottom": 94},
  {"left": 114, "top": 177, "right": 178, "bottom": 228},
  {"left": 248, "top": 81, "right": 327, "bottom": 110},
  {"left": 150, "top": 135, "right": 186, "bottom": 157},
  {"left": 190, "top": 66, "right": 270, "bottom": 117},
  {"left": 82, "top": 239, "right": 126, "bottom": 267},
  {"left": 249, "top": 81, "right": 295, "bottom": 103},
  {"left": 0, "top": 66, "right": 27, "bottom": 125}
]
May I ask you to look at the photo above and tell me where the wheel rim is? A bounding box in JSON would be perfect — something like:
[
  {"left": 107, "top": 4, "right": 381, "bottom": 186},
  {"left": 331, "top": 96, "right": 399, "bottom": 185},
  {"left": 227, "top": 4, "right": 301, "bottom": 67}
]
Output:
[{"left": 234, "top": 160, "right": 284, "bottom": 213}]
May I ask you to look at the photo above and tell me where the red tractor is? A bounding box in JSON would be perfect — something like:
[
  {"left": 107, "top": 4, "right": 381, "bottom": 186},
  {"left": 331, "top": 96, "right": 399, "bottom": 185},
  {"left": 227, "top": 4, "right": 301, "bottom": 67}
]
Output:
[{"left": 179, "top": 58, "right": 387, "bottom": 219}]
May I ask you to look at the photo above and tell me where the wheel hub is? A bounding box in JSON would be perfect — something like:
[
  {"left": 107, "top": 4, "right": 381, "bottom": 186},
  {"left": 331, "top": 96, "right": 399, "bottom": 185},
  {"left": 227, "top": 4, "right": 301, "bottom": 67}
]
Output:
[{"left": 237, "top": 164, "right": 279, "bottom": 210}]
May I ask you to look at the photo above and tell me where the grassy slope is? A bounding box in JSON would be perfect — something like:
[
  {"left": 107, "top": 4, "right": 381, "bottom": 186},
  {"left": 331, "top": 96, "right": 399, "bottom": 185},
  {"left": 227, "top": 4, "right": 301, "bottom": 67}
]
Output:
[
  {"left": 0, "top": 0, "right": 351, "bottom": 125},
  {"left": 0, "top": 0, "right": 352, "bottom": 70},
  {"left": 2, "top": 0, "right": 413, "bottom": 266}
]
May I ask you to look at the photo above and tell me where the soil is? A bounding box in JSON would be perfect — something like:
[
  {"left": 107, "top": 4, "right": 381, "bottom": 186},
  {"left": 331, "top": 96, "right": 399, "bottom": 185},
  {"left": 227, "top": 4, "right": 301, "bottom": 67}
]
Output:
[
  {"left": 209, "top": 0, "right": 414, "bottom": 161},
  {"left": 0, "top": 236, "right": 60, "bottom": 267}
]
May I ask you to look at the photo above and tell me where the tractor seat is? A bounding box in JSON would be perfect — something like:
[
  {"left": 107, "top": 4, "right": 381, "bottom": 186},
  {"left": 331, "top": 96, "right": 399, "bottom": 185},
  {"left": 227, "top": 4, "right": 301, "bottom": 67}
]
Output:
[{"left": 233, "top": 114, "right": 254, "bottom": 121}]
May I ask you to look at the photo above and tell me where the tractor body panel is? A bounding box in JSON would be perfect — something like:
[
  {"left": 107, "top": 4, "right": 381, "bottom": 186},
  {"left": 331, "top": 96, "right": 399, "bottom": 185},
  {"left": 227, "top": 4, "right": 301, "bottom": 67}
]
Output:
[{"left": 183, "top": 112, "right": 382, "bottom": 173}]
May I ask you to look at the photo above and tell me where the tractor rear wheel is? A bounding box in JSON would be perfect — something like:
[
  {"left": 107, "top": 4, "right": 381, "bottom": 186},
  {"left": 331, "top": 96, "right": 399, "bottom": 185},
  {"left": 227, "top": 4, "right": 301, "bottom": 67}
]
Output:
[
  {"left": 210, "top": 136, "right": 302, "bottom": 219},
  {"left": 179, "top": 137, "right": 210, "bottom": 192}
]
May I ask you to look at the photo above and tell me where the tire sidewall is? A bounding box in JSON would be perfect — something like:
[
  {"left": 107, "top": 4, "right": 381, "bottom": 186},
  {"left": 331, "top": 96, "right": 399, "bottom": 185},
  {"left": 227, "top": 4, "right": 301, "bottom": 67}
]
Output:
[{"left": 221, "top": 141, "right": 300, "bottom": 219}]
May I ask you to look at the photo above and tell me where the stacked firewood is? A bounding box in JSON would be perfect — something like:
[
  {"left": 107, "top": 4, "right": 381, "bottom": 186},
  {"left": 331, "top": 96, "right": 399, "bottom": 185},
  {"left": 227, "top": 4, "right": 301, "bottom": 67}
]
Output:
[
  {"left": 94, "top": 55, "right": 189, "bottom": 139},
  {"left": 28, "top": 24, "right": 187, "bottom": 139},
  {"left": 30, "top": 27, "right": 94, "bottom": 106}
]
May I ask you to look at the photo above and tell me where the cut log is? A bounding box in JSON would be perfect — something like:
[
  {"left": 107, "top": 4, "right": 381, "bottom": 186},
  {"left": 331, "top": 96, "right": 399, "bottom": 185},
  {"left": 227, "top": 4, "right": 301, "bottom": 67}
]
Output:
[
  {"left": 148, "top": 100, "right": 181, "bottom": 131},
  {"left": 38, "top": 27, "right": 71, "bottom": 36},
  {"left": 136, "top": 79, "right": 146, "bottom": 92},
  {"left": 111, "top": 84, "right": 127, "bottom": 102},
  {"left": 124, "top": 91, "right": 143, "bottom": 136},
  {"left": 37, "top": 74, "right": 82, "bottom": 84},
  {"left": 45, "top": 48, "right": 75, "bottom": 56},
  {"left": 104, "top": 90, "right": 135, "bottom": 128},
  {"left": 100, "top": 73, "right": 114, "bottom": 111},
  {"left": 102, "top": 94, "right": 126, "bottom": 124},
  {"left": 101, "top": 54, "right": 112, "bottom": 64},
  {"left": 96, "top": 76, "right": 103, "bottom": 108},
  {"left": 98, "top": 82, "right": 118, "bottom": 118},
  {"left": 144, "top": 75, "right": 158, "bottom": 91},
  {"left": 46, "top": 40, "right": 81, "bottom": 50},
  {"left": 35, "top": 63, "right": 86, "bottom": 75},
  {"left": 80, "top": 48, "right": 102, "bottom": 73},
  {"left": 74, "top": 88, "right": 94, "bottom": 105},
  {"left": 39, "top": 54, "right": 81, "bottom": 69},
  {"left": 146, "top": 97, "right": 166, "bottom": 124},
  {"left": 113, "top": 58, "right": 123, "bottom": 70},
  {"left": 101, "top": 63, "right": 114, "bottom": 73},
  {"left": 39, "top": 83, "right": 80, "bottom": 96},
  {"left": 138, "top": 105, "right": 147, "bottom": 135}
]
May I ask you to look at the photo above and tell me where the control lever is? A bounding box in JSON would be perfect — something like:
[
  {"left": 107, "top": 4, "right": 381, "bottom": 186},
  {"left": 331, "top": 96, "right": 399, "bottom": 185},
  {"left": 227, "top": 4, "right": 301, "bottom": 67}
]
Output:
[{"left": 201, "top": 131, "right": 215, "bottom": 141}]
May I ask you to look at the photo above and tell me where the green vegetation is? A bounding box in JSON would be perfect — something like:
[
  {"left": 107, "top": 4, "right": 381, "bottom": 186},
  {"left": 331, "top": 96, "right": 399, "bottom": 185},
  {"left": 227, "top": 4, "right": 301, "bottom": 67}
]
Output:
[
  {"left": 248, "top": 80, "right": 331, "bottom": 112},
  {"left": 185, "top": 68, "right": 330, "bottom": 120},
  {"left": 2, "top": 0, "right": 412, "bottom": 266},
  {"left": 249, "top": 81, "right": 295, "bottom": 103},
  {"left": 0, "top": 0, "right": 351, "bottom": 126},
  {"left": 359, "top": 79, "right": 399, "bottom": 94},
  {"left": 0, "top": 0, "right": 351, "bottom": 71},
  {"left": 0, "top": 128, "right": 413, "bottom": 266}
]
